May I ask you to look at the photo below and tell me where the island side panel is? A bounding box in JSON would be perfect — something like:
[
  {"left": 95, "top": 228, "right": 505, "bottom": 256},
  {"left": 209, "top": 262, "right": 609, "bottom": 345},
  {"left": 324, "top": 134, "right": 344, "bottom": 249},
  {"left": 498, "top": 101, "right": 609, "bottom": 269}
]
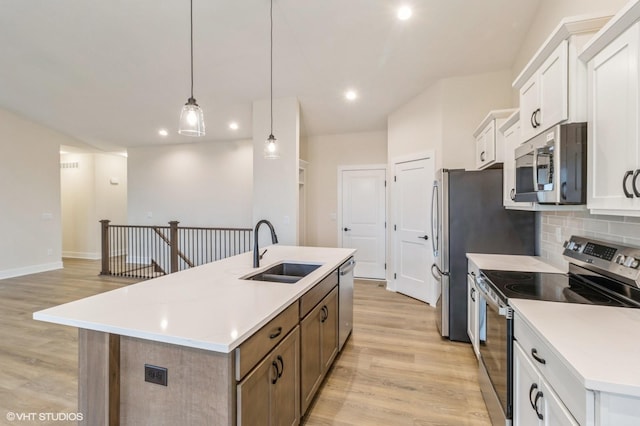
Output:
[
  {"left": 119, "top": 336, "right": 235, "bottom": 425},
  {"left": 78, "top": 329, "right": 119, "bottom": 426}
]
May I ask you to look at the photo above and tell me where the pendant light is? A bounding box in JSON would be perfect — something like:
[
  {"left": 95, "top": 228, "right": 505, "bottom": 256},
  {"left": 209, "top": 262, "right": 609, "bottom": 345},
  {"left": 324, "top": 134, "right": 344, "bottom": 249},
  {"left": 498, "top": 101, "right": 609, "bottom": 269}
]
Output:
[
  {"left": 178, "top": 0, "right": 205, "bottom": 136},
  {"left": 264, "top": 0, "right": 279, "bottom": 159}
]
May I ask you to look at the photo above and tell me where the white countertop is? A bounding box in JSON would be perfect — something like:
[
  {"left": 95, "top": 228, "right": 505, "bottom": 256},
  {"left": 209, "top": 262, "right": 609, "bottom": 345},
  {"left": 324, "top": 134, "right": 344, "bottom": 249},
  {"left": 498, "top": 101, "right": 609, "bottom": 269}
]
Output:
[
  {"left": 467, "top": 253, "right": 564, "bottom": 273},
  {"left": 511, "top": 299, "right": 640, "bottom": 397},
  {"left": 33, "top": 245, "right": 355, "bottom": 353}
]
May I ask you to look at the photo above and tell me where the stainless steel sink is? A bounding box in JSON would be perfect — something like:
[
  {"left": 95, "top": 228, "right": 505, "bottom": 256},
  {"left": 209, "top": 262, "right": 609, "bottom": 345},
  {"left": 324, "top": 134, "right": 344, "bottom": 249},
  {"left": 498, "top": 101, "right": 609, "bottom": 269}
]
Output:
[{"left": 243, "top": 262, "right": 321, "bottom": 283}]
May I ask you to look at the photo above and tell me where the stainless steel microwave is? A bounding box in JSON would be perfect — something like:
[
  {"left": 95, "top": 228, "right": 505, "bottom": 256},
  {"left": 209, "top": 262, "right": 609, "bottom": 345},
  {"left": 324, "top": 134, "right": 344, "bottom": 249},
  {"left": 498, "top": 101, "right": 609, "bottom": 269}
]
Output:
[{"left": 514, "top": 123, "right": 587, "bottom": 204}]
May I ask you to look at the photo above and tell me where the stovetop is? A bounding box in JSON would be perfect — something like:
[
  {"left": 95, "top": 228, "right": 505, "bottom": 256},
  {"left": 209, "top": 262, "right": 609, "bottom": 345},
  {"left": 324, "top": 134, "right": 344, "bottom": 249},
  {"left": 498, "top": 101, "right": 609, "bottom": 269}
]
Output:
[{"left": 481, "top": 269, "right": 640, "bottom": 308}]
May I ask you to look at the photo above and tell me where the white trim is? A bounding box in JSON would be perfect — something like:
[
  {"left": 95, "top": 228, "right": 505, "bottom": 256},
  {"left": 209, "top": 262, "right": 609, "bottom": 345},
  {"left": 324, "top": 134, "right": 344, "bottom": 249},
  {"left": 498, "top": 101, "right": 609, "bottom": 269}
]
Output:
[
  {"left": 0, "top": 261, "right": 64, "bottom": 280},
  {"left": 390, "top": 150, "right": 435, "bottom": 165},
  {"left": 62, "top": 251, "right": 100, "bottom": 260}
]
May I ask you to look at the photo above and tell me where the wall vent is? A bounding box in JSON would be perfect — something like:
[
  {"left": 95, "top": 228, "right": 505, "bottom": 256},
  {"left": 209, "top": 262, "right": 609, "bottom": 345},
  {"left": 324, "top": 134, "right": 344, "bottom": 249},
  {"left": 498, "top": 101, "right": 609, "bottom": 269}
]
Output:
[{"left": 60, "top": 161, "right": 79, "bottom": 169}]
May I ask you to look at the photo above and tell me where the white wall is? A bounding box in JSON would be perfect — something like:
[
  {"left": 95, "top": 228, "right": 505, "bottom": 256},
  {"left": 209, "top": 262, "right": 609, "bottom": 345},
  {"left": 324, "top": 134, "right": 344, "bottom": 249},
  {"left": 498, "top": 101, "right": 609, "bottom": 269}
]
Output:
[
  {"left": 127, "top": 140, "right": 253, "bottom": 228},
  {"left": 305, "top": 131, "right": 388, "bottom": 248},
  {"left": 0, "top": 108, "right": 65, "bottom": 278},
  {"left": 61, "top": 152, "right": 127, "bottom": 259},
  {"left": 388, "top": 70, "right": 513, "bottom": 171},
  {"left": 252, "top": 97, "right": 300, "bottom": 246},
  {"left": 511, "top": 0, "right": 629, "bottom": 92}
]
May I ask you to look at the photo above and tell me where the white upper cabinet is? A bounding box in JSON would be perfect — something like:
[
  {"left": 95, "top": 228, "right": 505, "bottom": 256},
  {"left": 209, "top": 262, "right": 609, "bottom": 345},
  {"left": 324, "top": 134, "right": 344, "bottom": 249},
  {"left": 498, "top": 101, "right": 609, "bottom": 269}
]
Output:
[
  {"left": 473, "top": 109, "right": 516, "bottom": 170},
  {"left": 513, "top": 15, "right": 610, "bottom": 143},
  {"left": 581, "top": 1, "right": 640, "bottom": 217}
]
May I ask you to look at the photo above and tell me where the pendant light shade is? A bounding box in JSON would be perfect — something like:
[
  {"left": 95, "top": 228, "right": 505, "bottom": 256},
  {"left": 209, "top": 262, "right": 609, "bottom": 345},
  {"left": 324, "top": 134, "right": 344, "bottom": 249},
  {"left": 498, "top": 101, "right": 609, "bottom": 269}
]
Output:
[
  {"left": 179, "top": 97, "right": 205, "bottom": 136},
  {"left": 264, "top": 133, "right": 279, "bottom": 159},
  {"left": 178, "top": 0, "right": 205, "bottom": 137},
  {"left": 264, "top": 0, "right": 278, "bottom": 159}
]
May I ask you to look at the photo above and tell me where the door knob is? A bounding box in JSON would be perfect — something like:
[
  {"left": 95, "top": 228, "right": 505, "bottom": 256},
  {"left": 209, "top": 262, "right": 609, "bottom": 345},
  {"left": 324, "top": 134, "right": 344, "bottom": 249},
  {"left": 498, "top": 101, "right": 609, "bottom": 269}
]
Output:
[
  {"left": 418, "top": 235, "right": 429, "bottom": 240},
  {"left": 343, "top": 227, "right": 351, "bottom": 232}
]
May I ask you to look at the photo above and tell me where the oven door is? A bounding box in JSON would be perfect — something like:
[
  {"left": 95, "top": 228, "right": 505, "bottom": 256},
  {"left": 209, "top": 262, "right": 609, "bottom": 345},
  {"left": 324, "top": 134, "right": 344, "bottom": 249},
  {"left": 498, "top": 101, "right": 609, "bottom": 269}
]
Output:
[
  {"left": 477, "top": 286, "right": 513, "bottom": 424},
  {"left": 514, "top": 142, "right": 538, "bottom": 203}
]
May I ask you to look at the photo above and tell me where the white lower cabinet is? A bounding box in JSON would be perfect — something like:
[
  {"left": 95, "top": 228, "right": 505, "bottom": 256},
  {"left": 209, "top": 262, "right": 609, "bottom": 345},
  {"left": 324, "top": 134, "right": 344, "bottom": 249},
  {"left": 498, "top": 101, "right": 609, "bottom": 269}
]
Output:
[
  {"left": 513, "top": 342, "right": 577, "bottom": 426},
  {"left": 467, "top": 260, "right": 484, "bottom": 359}
]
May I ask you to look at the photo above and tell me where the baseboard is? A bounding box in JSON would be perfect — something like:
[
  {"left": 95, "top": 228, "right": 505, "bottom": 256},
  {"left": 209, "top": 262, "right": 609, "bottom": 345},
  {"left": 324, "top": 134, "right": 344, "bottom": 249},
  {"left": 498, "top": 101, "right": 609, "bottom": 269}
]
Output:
[
  {"left": 0, "top": 261, "right": 64, "bottom": 280},
  {"left": 63, "top": 251, "right": 100, "bottom": 260}
]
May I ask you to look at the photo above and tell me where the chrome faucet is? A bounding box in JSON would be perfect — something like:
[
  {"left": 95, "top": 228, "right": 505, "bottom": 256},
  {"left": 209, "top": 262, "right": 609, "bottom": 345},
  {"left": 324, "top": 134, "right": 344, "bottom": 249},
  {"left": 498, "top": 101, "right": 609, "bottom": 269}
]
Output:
[{"left": 253, "top": 219, "right": 279, "bottom": 267}]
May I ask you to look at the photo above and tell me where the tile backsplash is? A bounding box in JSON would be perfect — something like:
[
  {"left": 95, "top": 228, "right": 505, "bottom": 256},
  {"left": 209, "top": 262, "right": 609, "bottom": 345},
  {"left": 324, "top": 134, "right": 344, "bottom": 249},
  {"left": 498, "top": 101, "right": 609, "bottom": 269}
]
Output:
[{"left": 539, "top": 210, "right": 640, "bottom": 271}]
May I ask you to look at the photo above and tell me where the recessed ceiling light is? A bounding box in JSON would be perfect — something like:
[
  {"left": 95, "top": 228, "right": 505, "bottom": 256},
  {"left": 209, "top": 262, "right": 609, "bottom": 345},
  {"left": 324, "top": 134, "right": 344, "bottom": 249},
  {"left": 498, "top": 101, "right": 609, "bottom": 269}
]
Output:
[
  {"left": 397, "top": 5, "right": 412, "bottom": 20},
  {"left": 229, "top": 122, "right": 239, "bottom": 130},
  {"left": 158, "top": 129, "right": 169, "bottom": 137},
  {"left": 345, "top": 90, "right": 358, "bottom": 101}
]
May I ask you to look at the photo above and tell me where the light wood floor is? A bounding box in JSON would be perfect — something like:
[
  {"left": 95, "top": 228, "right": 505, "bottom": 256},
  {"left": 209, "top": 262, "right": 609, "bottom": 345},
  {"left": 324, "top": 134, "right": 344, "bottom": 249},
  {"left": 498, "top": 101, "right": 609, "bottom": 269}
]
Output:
[{"left": 0, "top": 260, "right": 489, "bottom": 425}]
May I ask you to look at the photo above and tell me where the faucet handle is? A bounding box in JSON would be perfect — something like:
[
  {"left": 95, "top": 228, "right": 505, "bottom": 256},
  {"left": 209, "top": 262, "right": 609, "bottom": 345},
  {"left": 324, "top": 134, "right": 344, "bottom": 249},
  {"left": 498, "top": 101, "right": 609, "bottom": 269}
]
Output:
[{"left": 260, "top": 249, "right": 268, "bottom": 260}]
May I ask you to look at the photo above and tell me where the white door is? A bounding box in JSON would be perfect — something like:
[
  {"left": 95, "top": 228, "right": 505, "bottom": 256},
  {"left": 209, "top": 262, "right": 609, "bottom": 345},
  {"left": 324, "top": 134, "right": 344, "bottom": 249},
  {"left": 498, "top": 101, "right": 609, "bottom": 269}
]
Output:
[
  {"left": 340, "top": 168, "right": 386, "bottom": 279},
  {"left": 393, "top": 157, "right": 435, "bottom": 305},
  {"left": 538, "top": 40, "right": 569, "bottom": 131}
]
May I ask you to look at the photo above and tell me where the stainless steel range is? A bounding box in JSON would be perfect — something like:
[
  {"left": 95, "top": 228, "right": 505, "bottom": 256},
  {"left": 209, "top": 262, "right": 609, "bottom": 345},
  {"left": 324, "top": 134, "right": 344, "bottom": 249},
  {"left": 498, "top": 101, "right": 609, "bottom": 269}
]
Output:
[{"left": 474, "top": 236, "right": 640, "bottom": 426}]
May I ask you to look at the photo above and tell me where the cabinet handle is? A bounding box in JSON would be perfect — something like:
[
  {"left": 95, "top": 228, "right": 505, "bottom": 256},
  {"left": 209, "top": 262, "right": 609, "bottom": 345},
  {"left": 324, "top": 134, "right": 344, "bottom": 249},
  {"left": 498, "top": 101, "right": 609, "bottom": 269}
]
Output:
[
  {"left": 276, "top": 355, "right": 284, "bottom": 378},
  {"left": 321, "top": 306, "right": 328, "bottom": 323},
  {"left": 529, "top": 383, "right": 538, "bottom": 412},
  {"left": 623, "top": 170, "right": 634, "bottom": 198},
  {"left": 510, "top": 188, "right": 516, "bottom": 201},
  {"left": 470, "top": 287, "right": 476, "bottom": 302},
  {"left": 633, "top": 170, "right": 640, "bottom": 198},
  {"left": 530, "top": 110, "right": 537, "bottom": 129},
  {"left": 533, "top": 108, "right": 541, "bottom": 127},
  {"left": 480, "top": 151, "right": 486, "bottom": 162},
  {"left": 531, "top": 348, "right": 546, "bottom": 365},
  {"left": 534, "top": 391, "right": 544, "bottom": 420},
  {"left": 271, "top": 361, "right": 279, "bottom": 384},
  {"left": 269, "top": 327, "right": 282, "bottom": 339}
]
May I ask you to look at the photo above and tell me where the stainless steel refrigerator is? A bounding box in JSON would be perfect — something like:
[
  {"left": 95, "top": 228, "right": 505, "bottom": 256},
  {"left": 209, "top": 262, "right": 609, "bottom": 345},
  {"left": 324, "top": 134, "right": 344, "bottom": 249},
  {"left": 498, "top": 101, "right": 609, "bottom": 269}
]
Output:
[{"left": 431, "top": 168, "right": 536, "bottom": 342}]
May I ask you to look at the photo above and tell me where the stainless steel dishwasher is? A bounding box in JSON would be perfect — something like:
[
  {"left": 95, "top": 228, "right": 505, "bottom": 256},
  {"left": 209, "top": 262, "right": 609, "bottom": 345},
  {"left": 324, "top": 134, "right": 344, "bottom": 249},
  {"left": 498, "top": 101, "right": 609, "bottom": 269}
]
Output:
[{"left": 338, "top": 257, "right": 355, "bottom": 351}]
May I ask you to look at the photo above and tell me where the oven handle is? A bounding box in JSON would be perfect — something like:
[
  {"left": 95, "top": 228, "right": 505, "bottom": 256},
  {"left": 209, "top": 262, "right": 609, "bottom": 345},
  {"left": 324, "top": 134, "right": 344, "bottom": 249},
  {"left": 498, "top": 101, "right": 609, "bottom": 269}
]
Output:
[{"left": 475, "top": 277, "right": 511, "bottom": 317}]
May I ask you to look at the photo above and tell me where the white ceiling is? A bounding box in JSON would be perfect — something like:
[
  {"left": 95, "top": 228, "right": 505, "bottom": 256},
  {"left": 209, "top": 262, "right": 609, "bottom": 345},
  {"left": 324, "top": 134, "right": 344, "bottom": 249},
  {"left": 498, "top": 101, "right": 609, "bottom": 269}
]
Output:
[{"left": 0, "top": 0, "right": 540, "bottom": 151}]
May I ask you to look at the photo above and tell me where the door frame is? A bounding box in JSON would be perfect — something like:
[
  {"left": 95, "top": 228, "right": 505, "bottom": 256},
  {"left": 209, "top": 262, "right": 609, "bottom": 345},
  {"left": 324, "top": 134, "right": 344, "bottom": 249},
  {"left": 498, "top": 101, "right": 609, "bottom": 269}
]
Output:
[
  {"left": 389, "top": 151, "right": 435, "bottom": 292},
  {"left": 337, "top": 164, "right": 388, "bottom": 277}
]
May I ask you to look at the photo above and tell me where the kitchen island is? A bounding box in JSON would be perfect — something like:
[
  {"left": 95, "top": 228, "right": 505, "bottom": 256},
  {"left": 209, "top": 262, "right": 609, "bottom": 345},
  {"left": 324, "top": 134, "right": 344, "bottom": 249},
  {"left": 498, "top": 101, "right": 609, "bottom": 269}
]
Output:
[{"left": 33, "top": 245, "right": 355, "bottom": 426}]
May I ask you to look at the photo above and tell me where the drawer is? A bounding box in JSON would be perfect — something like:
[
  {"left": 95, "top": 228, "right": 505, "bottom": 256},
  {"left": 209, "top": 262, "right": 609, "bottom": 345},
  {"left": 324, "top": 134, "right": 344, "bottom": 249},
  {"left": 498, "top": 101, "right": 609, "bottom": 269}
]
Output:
[
  {"left": 299, "top": 269, "right": 338, "bottom": 318},
  {"left": 235, "top": 302, "right": 299, "bottom": 381},
  {"left": 514, "top": 313, "right": 591, "bottom": 425}
]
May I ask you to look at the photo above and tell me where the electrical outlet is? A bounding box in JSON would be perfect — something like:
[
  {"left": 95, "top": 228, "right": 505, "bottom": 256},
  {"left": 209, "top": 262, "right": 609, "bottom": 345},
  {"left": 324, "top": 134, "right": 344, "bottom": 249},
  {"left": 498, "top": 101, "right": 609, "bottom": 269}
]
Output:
[{"left": 145, "top": 364, "right": 168, "bottom": 386}]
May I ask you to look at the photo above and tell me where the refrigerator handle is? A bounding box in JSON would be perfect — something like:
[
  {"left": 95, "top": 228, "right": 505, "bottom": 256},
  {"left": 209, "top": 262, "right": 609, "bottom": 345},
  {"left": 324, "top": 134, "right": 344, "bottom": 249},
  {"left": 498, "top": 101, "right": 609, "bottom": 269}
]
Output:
[{"left": 430, "top": 181, "right": 439, "bottom": 257}]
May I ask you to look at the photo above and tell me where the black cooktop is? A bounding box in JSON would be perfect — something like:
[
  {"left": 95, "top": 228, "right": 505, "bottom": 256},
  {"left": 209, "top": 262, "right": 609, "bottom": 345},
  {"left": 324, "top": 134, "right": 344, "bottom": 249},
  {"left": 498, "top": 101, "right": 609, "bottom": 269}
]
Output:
[{"left": 481, "top": 270, "right": 640, "bottom": 308}]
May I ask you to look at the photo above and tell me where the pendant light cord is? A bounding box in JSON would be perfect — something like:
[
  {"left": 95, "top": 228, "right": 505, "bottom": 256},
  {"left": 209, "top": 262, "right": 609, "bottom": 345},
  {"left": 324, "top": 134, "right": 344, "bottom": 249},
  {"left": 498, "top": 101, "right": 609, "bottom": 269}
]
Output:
[
  {"left": 190, "top": 0, "right": 194, "bottom": 99},
  {"left": 270, "top": 0, "right": 274, "bottom": 135}
]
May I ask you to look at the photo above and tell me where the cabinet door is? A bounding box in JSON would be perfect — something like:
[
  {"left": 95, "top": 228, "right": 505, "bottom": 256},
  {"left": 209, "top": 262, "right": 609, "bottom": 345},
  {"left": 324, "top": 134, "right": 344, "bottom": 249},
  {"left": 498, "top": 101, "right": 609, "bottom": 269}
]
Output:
[
  {"left": 503, "top": 120, "right": 534, "bottom": 209},
  {"left": 588, "top": 22, "right": 640, "bottom": 213},
  {"left": 320, "top": 288, "right": 339, "bottom": 371},
  {"left": 237, "top": 344, "right": 276, "bottom": 426},
  {"left": 476, "top": 131, "right": 487, "bottom": 169},
  {"left": 520, "top": 74, "right": 539, "bottom": 143},
  {"left": 541, "top": 379, "right": 579, "bottom": 426},
  {"left": 466, "top": 273, "right": 478, "bottom": 356},
  {"left": 273, "top": 327, "right": 300, "bottom": 426},
  {"left": 476, "top": 122, "right": 496, "bottom": 169},
  {"left": 300, "top": 303, "right": 323, "bottom": 415},
  {"left": 514, "top": 342, "right": 543, "bottom": 426},
  {"left": 538, "top": 40, "right": 569, "bottom": 132}
]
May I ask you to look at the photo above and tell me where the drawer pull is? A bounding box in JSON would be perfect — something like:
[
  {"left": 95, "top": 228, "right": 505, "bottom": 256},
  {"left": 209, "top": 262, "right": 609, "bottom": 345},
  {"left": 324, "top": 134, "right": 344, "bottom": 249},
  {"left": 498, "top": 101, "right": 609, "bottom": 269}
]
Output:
[
  {"left": 531, "top": 348, "right": 546, "bottom": 365},
  {"left": 277, "top": 355, "right": 284, "bottom": 378},
  {"left": 534, "top": 391, "right": 544, "bottom": 420},
  {"left": 269, "top": 327, "right": 283, "bottom": 339},
  {"left": 529, "top": 383, "right": 538, "bottom": 412}
]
